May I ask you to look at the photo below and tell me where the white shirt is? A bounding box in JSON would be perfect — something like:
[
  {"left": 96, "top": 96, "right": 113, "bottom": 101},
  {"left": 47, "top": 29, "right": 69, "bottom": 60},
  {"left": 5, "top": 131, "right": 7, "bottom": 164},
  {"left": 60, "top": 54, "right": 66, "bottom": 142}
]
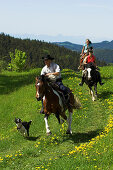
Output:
[{"left": 41, "top": 62, "right": 61, "bottom": 80}]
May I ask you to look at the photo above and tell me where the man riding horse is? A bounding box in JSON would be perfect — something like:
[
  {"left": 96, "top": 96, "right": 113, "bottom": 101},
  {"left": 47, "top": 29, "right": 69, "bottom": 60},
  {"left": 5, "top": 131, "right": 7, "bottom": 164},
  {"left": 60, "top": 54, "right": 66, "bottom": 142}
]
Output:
[
  {"left": 79, "top": 48, "right": 104, "bottom": 86},
  {"left": 35, "top": 55, "right": 81, "bottom": 135},
  {"left": 40, "top": 54, "right": 70, "bottom": 113}
]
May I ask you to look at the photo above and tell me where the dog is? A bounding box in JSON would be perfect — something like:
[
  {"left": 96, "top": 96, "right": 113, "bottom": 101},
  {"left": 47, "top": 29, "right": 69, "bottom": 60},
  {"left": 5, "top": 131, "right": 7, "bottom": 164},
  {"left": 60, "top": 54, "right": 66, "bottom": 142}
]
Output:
[{"left": 15, "top": 118, "right": 32, "bottom": 137}]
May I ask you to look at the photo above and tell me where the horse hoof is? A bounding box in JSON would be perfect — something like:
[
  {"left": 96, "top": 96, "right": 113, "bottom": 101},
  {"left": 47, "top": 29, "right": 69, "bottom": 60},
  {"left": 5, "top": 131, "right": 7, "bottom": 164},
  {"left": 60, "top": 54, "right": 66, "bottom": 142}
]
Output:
[
  {"left": 47, "top": 132, "right": 52, "bottom": 136},
  {"left": 66, "top": 130, "right": 72, "bottom": 135}
]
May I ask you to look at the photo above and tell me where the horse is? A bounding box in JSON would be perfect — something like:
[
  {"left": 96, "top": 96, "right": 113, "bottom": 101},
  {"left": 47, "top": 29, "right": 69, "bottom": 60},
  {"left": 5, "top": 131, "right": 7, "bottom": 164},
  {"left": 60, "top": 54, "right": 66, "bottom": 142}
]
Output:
[
  {"left": 83, "top": 62, "right": 100, "bottom": 101},
  {"left": 35, "top": 75, "right": 81, "bottom": 135}
]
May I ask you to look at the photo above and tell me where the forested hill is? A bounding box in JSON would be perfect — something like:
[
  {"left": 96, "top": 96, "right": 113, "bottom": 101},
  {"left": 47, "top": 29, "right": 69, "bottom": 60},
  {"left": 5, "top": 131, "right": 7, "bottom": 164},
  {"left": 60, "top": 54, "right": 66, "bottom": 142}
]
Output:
[
  {"left": 53, "top": 41, "right": 113, "bottom": 64},
  {"left": 0, "top": 33, "right": 81, "bottom": 70},
  {"left": 0, "top": 33, "right": 106, "bottom": 70},
  {"left": 54, "top": 40, "right": 113, "bottom": 51}
]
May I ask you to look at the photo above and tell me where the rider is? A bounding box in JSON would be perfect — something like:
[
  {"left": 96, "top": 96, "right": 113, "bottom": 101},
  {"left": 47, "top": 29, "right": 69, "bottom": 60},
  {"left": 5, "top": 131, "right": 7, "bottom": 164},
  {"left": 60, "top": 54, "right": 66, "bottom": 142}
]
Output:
[
  {"left": 79, "top": 48, "right": 104, "bottom": 86},
  {"left": 40, "top": 54, "right": 70, "bottom": 113},
  {"left": 78, "top": 39, "right": 93, "bottom": 70}
]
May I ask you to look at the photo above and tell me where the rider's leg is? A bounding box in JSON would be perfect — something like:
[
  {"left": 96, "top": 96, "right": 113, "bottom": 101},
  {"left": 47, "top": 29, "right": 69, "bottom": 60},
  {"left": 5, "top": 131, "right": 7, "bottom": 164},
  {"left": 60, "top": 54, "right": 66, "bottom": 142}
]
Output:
[
  {"left": 56, "top": 81, "right": 70, "bottom": 105},
  {"left": 79, "top": 75, "right": 85, "bottom": 86},
  {"left": 79, "top": 65, "right": 86, "bottom": 86}
]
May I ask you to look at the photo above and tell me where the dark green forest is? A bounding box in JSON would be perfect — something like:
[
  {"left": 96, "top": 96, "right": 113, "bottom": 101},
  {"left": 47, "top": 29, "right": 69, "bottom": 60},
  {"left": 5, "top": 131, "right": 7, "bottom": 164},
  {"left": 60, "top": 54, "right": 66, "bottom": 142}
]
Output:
[
  {"left": 54, "top": 41, "right": 113, "bottom": 64},
  {"left": 0, "top": 33, "right": 106, "bottom": 71},
  {"left": 94, "top": 49, "right": 113, "bottom": 64}
]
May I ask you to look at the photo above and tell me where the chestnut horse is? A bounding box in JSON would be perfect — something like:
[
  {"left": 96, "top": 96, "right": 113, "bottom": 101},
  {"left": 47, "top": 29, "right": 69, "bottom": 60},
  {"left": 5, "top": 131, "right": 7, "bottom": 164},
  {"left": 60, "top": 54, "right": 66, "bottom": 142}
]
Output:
[{"left": 35, "top": 75, "right": 81, "bottom": 135}]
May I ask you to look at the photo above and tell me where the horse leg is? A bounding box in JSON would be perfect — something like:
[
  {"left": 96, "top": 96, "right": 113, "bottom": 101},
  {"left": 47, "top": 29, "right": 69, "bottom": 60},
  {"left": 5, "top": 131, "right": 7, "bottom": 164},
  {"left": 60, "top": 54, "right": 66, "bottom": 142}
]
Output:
[
  {"left": 44, "top": 114, "right": 51, "bottom": 135},
  {"left": 89, "top": 87, "right": 95, "bottom": 101},
  {"left": 66, "top": 108, "right": 73, "bottom": 134},
  {"left": 94, "top": 84, "right": 97, "bottom": 100},
  {"left": 55, "top": 113, "right": 60, "bottom": 124},
  {"left": 89, "top": 89, "right": 91, "bottom": 95}
]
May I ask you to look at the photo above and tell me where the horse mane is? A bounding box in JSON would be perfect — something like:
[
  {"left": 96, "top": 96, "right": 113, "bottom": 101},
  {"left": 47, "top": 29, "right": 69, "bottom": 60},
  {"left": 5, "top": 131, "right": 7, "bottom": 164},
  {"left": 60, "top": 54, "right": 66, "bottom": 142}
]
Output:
[{"left": 87, "top": 62, "right": 96, "bottom": 70}]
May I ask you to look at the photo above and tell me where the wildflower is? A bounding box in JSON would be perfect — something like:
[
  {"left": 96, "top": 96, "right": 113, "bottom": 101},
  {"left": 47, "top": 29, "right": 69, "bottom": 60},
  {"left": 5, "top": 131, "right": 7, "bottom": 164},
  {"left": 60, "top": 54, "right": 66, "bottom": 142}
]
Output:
[{"left": 0, "top": 157, "right": 3, "bottom": 162}]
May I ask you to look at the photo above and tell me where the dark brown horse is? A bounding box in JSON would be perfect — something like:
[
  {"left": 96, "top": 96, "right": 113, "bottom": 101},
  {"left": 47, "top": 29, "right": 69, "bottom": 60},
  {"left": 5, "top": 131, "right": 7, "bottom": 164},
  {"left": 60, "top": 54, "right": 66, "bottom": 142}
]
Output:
[{"left": 35, "top": 75, "right": 81, "bottom": 135}]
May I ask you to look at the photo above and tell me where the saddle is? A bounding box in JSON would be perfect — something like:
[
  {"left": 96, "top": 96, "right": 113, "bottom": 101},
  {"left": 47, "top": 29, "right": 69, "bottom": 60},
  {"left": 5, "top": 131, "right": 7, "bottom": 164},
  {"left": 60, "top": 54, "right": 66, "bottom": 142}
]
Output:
[{"left": 49, "top": 82, "right": 71, "bottom": 108}]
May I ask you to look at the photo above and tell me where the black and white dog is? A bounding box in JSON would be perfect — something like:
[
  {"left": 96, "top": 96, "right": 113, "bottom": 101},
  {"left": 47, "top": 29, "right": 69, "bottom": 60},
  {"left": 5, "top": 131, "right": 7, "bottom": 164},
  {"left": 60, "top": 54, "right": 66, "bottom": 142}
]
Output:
[{"left": 15, "top": 118, "right": 32, "bottom": 137}]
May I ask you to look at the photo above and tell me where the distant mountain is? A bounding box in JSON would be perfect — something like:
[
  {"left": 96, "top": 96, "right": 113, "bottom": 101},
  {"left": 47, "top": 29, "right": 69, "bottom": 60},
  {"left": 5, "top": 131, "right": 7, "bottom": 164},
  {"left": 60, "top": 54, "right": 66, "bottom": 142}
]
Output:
[
  {"left": 54, "top": 42, "right": 82, "bottom": 51},
  {"left": 9, "top": 33, "right": 87, "bottom": 44},
  {"left": 53, "top": 41, "right": 113, "bottom": 51},
  {"left": 53, "top": 41, "right": 113, "bottom": 64},
  {"left": 93, "top": 41, "right": 113, "bottom": 50}
]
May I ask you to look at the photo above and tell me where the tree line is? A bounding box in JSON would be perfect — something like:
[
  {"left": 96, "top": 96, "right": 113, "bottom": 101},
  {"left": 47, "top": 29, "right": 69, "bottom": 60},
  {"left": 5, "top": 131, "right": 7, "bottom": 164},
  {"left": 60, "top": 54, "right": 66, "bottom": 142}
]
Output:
[{"left": 0, "top": 33, "right": 106, "bottom": 71}]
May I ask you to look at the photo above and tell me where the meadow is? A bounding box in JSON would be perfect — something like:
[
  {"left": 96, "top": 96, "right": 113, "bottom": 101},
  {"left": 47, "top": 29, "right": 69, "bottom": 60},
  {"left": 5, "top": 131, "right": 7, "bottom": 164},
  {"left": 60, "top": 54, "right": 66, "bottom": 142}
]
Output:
[{"left": 0, "top": 66, "right": 113, "bottom": 170}]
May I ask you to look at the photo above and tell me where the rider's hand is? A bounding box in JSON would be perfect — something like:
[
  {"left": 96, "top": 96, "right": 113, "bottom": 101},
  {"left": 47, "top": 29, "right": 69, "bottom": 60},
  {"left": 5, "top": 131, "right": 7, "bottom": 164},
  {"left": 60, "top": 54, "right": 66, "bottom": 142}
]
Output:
[{"left": 45, "top": 73, "right": 52, "bottom": 76}]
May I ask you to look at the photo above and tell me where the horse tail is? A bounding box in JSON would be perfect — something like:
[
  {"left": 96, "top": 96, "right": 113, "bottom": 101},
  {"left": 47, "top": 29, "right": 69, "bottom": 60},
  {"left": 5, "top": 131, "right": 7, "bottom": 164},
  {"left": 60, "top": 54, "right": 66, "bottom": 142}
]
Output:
[{"left": 74, "top": 95, "right": 82, "bottom": 109}]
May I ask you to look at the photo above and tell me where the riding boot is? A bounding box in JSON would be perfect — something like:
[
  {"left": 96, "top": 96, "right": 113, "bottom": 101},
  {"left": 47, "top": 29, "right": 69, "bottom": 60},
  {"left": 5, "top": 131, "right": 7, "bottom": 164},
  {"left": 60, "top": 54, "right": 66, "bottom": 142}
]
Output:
[{"left": 79, "top": 76, "right": 84, "bottom": 86}]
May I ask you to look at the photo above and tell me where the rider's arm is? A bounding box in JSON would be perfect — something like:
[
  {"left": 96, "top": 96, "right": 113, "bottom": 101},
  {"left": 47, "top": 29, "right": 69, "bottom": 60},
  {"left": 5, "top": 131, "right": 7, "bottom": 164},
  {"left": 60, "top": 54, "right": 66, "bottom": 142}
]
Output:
[
  {"left": 84, "top": 56, "right": 88, "bottom": 64},
  {"left": 41, "top": 67, "right": 46, "bottom": 75},
  {"left": 45, "top": 63, "right": 60, "bottom": 76},
  {"left": 46, "top": 72, "right": 60, "bottom": 76},
  {"left": 80, "top": 46, "right": 85, "bottom": 56}
]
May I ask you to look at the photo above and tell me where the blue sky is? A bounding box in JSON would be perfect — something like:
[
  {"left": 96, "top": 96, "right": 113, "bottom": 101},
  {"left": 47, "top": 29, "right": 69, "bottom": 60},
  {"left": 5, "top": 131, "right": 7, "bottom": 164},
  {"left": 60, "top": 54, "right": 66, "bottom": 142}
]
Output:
[{"left": 0, "top": 0, "right": 113, "bottom": 44}]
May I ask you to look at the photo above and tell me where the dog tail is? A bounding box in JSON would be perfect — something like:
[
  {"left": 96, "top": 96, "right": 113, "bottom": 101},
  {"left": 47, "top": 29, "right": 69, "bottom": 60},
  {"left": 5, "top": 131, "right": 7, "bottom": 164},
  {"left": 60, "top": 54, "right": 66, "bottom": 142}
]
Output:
[{"left": 28, "top": 120, "right": 32, "bottom": 125}]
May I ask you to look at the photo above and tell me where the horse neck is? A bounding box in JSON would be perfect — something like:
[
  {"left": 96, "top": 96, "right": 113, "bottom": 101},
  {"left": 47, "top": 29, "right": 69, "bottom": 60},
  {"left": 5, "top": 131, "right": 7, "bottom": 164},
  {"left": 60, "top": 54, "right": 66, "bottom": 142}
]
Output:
[{"left": 43, "top": 82, "right": 53, "bottom": 97}]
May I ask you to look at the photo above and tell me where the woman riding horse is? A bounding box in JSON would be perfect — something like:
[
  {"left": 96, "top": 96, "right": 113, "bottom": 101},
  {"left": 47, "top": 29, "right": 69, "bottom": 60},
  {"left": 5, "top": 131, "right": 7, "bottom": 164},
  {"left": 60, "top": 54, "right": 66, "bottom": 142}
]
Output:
[
  {"left": 78, "top": 39, "right": 93, "bottom": 70},
  {"left": 79, "top": 48, "right": 104, "bottom": 86}
]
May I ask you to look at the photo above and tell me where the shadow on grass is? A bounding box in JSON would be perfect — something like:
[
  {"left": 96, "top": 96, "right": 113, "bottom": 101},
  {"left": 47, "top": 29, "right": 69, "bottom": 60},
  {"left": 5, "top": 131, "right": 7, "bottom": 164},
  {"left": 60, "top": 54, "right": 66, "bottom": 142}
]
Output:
[
  {"left": 0, "top": 69, "right": 41, "bottom": 95},
  {"left": 98, "top": 91, "right": 113, "bottom": 99},
  {"left": 26, "top": 136, "right": 40, "bottom": 141},
  {"left": 0, "top": 69, "right": 81, "bottom": 95},
  {"left": 102, "top": 76, "right": 113, "bottom": 81},
  {"left": 62, "top": 129, "right": 102, "bottom": 144}
]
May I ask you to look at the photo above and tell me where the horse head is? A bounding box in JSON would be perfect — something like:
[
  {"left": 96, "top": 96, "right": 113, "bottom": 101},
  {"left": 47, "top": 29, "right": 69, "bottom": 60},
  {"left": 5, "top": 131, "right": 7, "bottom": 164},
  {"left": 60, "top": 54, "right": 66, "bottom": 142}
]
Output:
[
  {"left": 87, "top": 67, "right": 92, "bottom": 80},
  {"left": 86, "top": 62, "right": 96, "bottom": 80},
  {"left": 35, "top": 75, "right": 46, "bottom": 101}
]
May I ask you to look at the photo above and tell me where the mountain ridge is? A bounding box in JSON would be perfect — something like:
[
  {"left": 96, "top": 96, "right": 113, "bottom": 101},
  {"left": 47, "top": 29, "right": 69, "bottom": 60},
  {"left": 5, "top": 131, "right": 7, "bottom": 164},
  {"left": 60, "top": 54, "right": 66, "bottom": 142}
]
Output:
[
  {"left": 53, "top": 41, "right": 113, "bottom": 64},
  {"left": 53, "top": 40, "right": 113, "bottom": 51}
]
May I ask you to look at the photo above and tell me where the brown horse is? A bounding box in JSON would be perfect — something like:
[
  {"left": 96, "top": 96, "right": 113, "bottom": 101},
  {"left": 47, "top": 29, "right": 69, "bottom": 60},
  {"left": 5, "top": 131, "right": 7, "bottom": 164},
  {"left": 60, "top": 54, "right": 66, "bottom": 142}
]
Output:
[{"left": 35, "top": 75, "right": 81, "bottom": 135}]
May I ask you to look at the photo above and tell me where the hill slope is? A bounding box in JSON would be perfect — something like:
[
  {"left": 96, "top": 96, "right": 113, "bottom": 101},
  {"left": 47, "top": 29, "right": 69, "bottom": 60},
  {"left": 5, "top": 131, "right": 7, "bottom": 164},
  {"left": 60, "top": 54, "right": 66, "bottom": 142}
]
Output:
[
  {"left": 54, "top": 41, "right": 113, "bottom": 64},
  {"left": 54, "top": 40, "right": 113, "bottom": 51},
  {"left": 0, "top": 66, "right": 113, "bottom": 169},
  {"left": 0, "top": 33, "right": 80, "bottom": 70}
]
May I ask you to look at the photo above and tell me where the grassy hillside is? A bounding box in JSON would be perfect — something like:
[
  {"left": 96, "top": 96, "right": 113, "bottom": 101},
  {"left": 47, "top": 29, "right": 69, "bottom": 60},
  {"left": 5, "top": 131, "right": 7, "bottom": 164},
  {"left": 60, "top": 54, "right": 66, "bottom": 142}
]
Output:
[{"left": 0, "top": 66, "right": 113, "bottom": 169}]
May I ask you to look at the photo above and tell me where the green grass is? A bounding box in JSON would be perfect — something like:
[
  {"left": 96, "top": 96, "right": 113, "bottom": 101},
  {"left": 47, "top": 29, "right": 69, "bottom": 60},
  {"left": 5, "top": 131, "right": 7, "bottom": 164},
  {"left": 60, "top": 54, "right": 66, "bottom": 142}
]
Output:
[{"left": 0, "top": 66, "right": 113, "bottom": 169}]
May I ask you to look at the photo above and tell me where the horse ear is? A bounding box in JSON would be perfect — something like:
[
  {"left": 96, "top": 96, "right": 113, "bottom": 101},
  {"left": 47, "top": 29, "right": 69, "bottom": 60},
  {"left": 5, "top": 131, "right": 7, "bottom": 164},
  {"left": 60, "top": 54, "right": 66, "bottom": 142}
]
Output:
[{"left": 35, "top": 77, "right": 38, "bottom": 81}]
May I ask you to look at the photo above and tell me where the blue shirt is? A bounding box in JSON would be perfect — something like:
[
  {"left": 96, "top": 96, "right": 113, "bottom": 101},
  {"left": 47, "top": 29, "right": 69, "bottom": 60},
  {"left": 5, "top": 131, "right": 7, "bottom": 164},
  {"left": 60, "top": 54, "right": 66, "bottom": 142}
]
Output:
[{"left": 84, "top": 43, "right": 93, "bottom": 53}]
